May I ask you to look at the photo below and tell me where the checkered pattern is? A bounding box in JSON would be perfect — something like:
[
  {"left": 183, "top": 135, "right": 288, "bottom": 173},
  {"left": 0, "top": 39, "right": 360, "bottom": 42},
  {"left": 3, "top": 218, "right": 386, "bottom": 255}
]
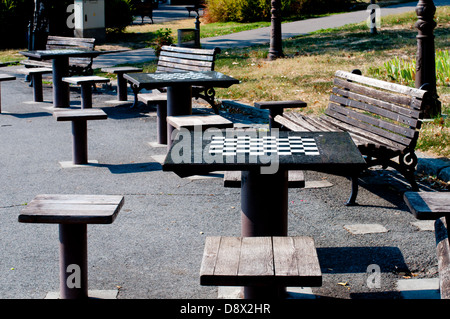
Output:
[
  {"left": 149, "top": 72, "right": 213, "bottom": 81},
  {"left": 209, "top": 136, "right": 320, "bottom": 156}
]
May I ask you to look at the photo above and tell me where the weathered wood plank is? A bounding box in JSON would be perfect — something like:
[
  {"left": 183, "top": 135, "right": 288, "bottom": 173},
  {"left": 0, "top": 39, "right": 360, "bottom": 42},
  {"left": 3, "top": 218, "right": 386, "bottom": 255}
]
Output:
[
  {"left": 333, "top": 78, "right": 423, "bottom": 110},
  {"left": 215, "top": 237, "right": 242, "bottom": 277},
  {"left": 199, "top": 236, "right": 221, "bottom": 279},
  {"left": 435, "top": 217, "right": 450, "bottom": 299},
  {"left": 238, "top": 237, "right": 274, "bottom": 277},
  {"left": 326, "top": 103, "right": 414, "bottom": 146},
  {"left": 335, "top": 70, "right": 427, "bottom": 98},
  {"left": 332, "top": 86, "right": 421, "bottom": 119}
]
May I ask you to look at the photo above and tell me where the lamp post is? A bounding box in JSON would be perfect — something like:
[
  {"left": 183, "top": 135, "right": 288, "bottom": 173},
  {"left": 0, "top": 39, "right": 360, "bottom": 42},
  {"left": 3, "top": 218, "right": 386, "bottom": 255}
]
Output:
[
  {"left": 268, "top": 0, "right": 283, "bottom": 60},
  {"left": 415, "top": 0, "right": 441, "bottom": 118}
]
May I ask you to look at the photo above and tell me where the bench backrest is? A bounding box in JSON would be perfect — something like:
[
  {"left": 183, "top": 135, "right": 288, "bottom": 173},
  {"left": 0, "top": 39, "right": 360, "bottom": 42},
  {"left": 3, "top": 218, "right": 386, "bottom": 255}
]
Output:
[
  {"left": 156, "top": 45, "right": 221, "bottom": 73},
  {"left": 326, "top": 70, "right": 429, "bottom": 151},
  {"left": 46, "top": 36, "right": 96, "bottom": 69}
]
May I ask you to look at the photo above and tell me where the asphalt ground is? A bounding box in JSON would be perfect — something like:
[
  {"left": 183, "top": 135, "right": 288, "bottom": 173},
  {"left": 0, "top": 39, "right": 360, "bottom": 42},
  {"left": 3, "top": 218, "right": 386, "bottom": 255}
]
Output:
[{"left": 0, "top": 67, "right": 444, "bottom": 304}]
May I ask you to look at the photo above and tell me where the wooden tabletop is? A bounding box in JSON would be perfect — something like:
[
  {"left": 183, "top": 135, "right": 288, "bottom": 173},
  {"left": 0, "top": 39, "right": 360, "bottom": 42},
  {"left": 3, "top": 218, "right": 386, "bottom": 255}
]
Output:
[
  {"left": 19, "top": 194, "right": 124, "bottom": 224},
  {"left": 0, "top": 74, "right": 16, "bottom": 81},
  {"left": 404, "top": 192, "right": 450, "bottom": 220},
  {"left": 53, "top": 109, "right": 108, "bottom": 121}
]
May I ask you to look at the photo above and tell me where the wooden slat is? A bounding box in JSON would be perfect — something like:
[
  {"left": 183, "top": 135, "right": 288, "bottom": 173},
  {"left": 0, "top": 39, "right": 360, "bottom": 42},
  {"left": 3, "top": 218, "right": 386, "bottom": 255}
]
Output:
[
  {"left": 156, "top": 61, "right": 210, "bottom": 72},
  {"left": 326, "top": 103, "right": 414, "bottom": 146},
  {"left": 160, "top": 51, "right": 215, "bottom": 63},
  {"left": 31, "top": 194, "right": 123, "bottom": 205},
  {"left": 332, "top": 85, "right": 422, "bottom": 118},
  {"left": 333, "top": 78, "right": 422, "bottom": 110},
  {"left": 273, "top": 236, "right": 322, "bottom": 281},
  {"left": 158, "top": 55, "right": 213, "bottom": 68},
  {"left": 199, "top": 236, "right": 221, "bottom": 279},
  {"left": 161, "top": 45, "right": 217, "bottom": 56},
  {"left": 335, "top": 70, "right": 427, "bottom": 99},
  {"left": 215, "top": 237, "right": 242, "bottom": 276},
  {"left": 329, "top": 94, "right": 419, "bottom": 131},
  {"left": 239, "top": 237, "right": 274, "bottom": 278}
]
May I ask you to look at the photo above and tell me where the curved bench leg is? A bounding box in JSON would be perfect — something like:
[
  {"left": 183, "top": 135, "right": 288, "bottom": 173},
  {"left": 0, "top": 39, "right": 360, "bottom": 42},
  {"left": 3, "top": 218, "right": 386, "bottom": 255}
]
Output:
[{"left": 346, "top": 175, "right": 359, "bottom": 206}]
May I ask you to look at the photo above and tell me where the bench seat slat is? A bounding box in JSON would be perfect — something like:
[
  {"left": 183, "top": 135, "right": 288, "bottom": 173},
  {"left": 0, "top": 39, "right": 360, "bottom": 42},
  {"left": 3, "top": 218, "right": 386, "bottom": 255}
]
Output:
[{"left": 156, "top": 60, "right": 212, "bottom": 72}]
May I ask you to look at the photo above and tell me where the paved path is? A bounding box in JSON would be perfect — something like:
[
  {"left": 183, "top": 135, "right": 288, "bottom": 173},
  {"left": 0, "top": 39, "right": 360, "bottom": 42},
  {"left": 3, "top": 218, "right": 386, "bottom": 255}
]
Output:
[{"left": 93, "top": 0, "right": 450, "bottom": 68}]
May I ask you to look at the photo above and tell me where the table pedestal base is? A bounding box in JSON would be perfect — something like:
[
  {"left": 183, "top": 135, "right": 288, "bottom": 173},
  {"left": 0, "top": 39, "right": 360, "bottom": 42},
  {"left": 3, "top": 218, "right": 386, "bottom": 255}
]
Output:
[
  {"left": 59, "top": 224, "right": 88, "bottom": 299},
  {"left": 240, "top": 169, "right": 288, "bottom": 298}
]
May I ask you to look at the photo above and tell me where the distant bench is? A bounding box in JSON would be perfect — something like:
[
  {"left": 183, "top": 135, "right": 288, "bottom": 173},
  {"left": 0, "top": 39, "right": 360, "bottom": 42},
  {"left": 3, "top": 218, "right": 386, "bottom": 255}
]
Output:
[{"left": 275, "top": 70, "right": 430, "bottom": 205}]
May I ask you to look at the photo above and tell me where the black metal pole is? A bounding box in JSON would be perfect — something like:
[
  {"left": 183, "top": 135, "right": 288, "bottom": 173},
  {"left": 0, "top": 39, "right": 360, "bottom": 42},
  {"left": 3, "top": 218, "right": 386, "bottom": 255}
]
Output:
[
  {"left": 268, "top": 0, "right": 283, "bottom": 60},
  {"left": 370, "top": 0, "right": 377, "bottom": 35},
  {"left": 415, "top": 0, "right": 441, "bottom": 118}
]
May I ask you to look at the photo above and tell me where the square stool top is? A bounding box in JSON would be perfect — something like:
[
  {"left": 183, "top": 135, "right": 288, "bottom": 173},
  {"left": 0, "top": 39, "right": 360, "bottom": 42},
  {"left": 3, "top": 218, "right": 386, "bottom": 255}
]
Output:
[{"left": 19, "top": 194, "right": 124, "bottom": 224}]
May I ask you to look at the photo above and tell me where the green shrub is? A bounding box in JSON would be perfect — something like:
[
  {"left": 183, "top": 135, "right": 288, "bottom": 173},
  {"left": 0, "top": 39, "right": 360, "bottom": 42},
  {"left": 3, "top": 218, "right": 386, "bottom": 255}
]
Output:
[
  {"left": 105, "top": 0, "right": 134, "bottom": 34},
  {"left": 149, "top": 28, "right": 174, "bottom": 57},
  {"left": 204, "top": 0, "right": 352, "bottom": 23}
]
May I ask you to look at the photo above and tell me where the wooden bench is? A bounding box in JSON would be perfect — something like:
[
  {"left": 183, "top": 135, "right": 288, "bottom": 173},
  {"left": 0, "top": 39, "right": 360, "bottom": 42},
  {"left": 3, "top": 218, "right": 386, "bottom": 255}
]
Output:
[
  {"left": 101, "top": 67, "right": 143, "bottom": 101},
  {"left": 53, "top": 109, "right": 108, "bottom": 165},
  {"left": 0, "top": 74, "right": 16, "bottom": 113},
  {"left": 137, "top": 45, "right": 222, "bottom": 114},
  {"left": 19, "top": 194, "right": 124, "bottom": 299},
  {"left": 275, "top": 70, "right": 430, "bottom": 204},
  {"left": 132, "top": 1, "right": 154, "bottom": 24},
  {"left": 200, "top": 236, "right": 322, "bottom": 299},
  {"left": 62, "top": 76, "right": 110, "bottom": 109},
  {"left": 404, "top": 191, "right": 450, "bottom": 299},
  {"left": 21, "top": 36, "right": 96, "bottom": 76}
]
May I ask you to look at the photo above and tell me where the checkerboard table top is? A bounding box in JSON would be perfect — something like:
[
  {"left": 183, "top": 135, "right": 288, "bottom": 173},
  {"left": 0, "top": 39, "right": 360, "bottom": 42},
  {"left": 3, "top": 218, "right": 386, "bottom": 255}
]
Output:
[
  {"left": 163, "top": 130, "right": 367, "bottom": 177},
  {"left": 124, "top": 71, "right": 239, "bottom": 89},
  {"left": 19, "top": 49, "right": 101, "bottom": 60}
]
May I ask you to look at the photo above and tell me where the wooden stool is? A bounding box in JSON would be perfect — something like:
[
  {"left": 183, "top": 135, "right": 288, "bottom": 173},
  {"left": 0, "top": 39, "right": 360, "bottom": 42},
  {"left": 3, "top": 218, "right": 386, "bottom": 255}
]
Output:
[
  {"left": 18, "top": 68, "right": 52, "bottom": 102},
  {"left": 138, "top": 93, "right": 168, "bottom": 145},
  {"left": 0, "top": 74, "right": 16, "bottom": 113},
  {"left": 19, "top": 194, "right": 124, "bottom": 299},
  {"left": 404, "top": 192, "right": 450, "bottom": 299},
  {"left": 53, "top": 109, "right": 107, "bottom": 165},
  {"left": 101, "top": 67, "right": 143, "bottom": 101},
  {"left": 254, "top": 100, "right": 307, "bottom": 130},
  {"left": 166, "top": 114, "right": 233, "bottom": 149},
  {"left": 62, "top": 76, "right": 110, "bottom": 109},
  {"left": 200, "top": 236, "right": 322, "bottom": 299}
]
